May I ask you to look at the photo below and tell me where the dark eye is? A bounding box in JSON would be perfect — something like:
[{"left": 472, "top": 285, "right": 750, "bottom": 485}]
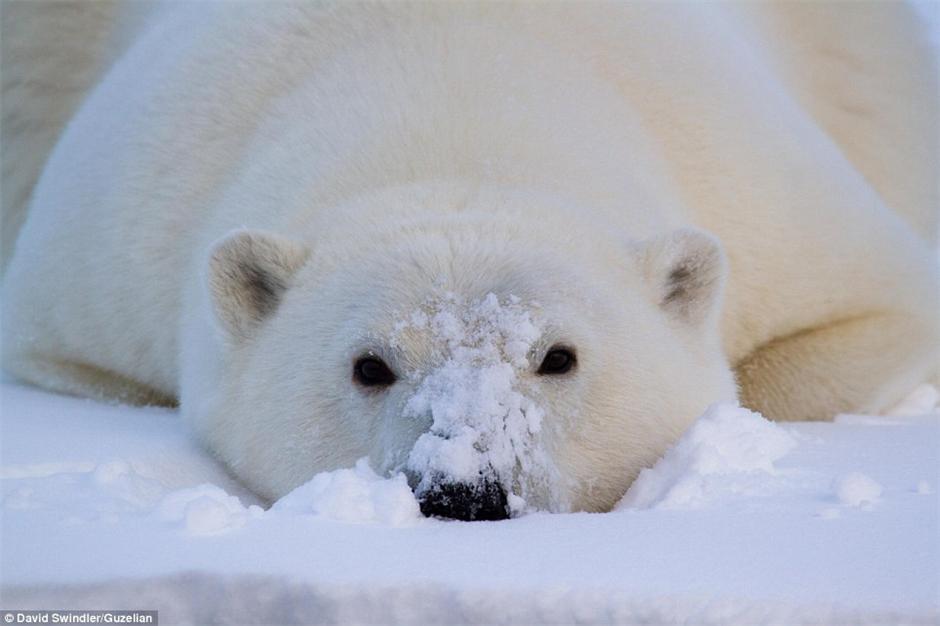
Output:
[
  {"left": 537, "top": 347, "right": 576, "bottom": 375},
  {"left": 353, "top": 356, "right": 397, "bottom": 387}
]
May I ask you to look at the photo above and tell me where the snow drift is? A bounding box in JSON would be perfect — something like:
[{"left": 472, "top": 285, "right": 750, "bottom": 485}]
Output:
[{"left": 1, "top": 380, "right": 938, "bottom": 624}]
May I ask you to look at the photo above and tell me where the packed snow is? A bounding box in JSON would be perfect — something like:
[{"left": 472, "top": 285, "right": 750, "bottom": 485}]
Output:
[
  {"left": 156, "top": 484, "right": 264, "bottom": 536},
  {"left": 888, "top": 382, "right": 940, "bottom": 416},
  {"left": 831, "top": 472, "right": 883, "bottom": 509},
  {"left": 272, "top": 459, "right": 421, "bottom": 526},
  {"left": 617, "top": 404, "right": 797, "bottom": 510},
  {"left": 1, "top": 379, "right": 938, "bottom": 624}
]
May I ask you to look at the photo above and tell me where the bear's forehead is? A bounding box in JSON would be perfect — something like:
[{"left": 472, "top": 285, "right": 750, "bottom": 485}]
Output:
[{"left": 390, "top": 292, "right": 542, "bottom": 368}]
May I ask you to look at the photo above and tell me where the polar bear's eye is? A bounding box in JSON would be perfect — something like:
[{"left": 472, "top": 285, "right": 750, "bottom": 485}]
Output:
[
  {"left": 538, "top": 347, "right": 576, "bottom": 375},
  {"left": 353, "top": 356, "right": 397, "bottom": 387}
]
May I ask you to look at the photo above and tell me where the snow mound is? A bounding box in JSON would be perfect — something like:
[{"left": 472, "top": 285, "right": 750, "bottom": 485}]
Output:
[
  {"left": 617, "top": 403, "right": 798, "bottom": 510},
  {"left": 832, "top": 472, "right": 882, "bottom": 508},
  {"left": 887, "top": 383, "right": 940, "bottom": 416},
  {"left": 272, "top": 459, "right": 422, "bottom": 526},
  {"left": 158, "top": 484, "right": 263, "bottom": 535}
]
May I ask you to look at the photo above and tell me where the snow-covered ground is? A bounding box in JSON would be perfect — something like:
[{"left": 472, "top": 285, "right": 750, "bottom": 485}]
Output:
[{"left": 1, "top": 379, "right": 937, "bottom": 625}]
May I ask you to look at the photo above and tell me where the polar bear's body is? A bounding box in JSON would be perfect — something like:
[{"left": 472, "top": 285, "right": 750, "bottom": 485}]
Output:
[{"left": 3, "top": 3, "right": 937, "bottom": 514}]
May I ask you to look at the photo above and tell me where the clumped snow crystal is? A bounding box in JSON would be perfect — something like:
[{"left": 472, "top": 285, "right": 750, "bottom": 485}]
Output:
[
  {"left": 887, "top": 384, "right": 939, "bottom": 417},
  {"left": 157, "top": 484, "right": 262, "bottom": 535},
  {"left": 832, "top": 472, "right": 882, "bottom": 508},
  {"left": 272, "top": 458, "right": 422, "bottom": 525},
  {"left": 617, "top": 404, "right": 798, "bottom": 510},
  {"left": 392, "top": 293, "right": 559, "bottom": 511},
  {"left": 92, "top": 460, "right": 167, "bottom": 509}
]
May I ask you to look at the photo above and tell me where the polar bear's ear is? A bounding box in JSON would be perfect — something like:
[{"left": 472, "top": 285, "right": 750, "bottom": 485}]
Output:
[
  {"left": 208, "top": 230, "right": 310, "bottom": 339},
  {"left": 635, "top": 228, "right": 726, "bottom": 327}
]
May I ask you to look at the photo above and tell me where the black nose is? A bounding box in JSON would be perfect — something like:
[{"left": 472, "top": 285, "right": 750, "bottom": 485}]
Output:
[{"left": 418, "top": 480, "right": 510, "bottom": 521}]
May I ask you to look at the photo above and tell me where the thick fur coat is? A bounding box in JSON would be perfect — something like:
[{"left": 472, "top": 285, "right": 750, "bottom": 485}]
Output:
[{"left": 3, "top": 2, "right": 937, "bottom": 512}]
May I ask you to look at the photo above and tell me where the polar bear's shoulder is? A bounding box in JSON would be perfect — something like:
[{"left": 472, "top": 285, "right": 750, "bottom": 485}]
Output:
[{"left": 740, "top": 3, "right": 938, "bottom": 242}]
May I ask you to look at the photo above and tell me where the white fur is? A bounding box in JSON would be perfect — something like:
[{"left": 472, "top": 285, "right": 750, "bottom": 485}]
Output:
[{"left": 2, "top": 3, "right": 937, "bottom": 511}]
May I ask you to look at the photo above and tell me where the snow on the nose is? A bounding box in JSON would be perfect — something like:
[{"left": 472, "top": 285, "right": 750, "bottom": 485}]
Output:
[{"left": 394, "top": 293, "right": 552, "bottom": 508}]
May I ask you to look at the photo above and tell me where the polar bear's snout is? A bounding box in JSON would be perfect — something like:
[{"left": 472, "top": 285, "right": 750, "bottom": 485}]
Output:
[
  {"left": 389, "top": 293, "right": 565, "bottom": 516},
  {"left": 414, "top": 476, "right": 509, "bottom": 521}
]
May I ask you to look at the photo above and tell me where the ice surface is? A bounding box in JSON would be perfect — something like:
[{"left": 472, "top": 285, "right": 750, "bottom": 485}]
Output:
[{"left": 2, "top": 380, "right": 938, "bottom": 624}]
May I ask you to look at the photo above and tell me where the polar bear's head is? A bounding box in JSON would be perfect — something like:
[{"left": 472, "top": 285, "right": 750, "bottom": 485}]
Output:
[{"left": 194, "top": 211, "right": 736, "bottom": 519}]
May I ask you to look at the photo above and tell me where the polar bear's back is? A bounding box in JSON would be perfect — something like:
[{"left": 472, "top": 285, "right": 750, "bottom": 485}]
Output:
[
  {"left": 552, "top": 2, "right": 938, "bottom": 360},
  {"left": 2, "top": 2, "right": 936, "bottom": 403},
  {"left": 5, "top": 2, "right": 935, "bottom": 250},
  {"left": 549, "top": 3, "right": 939, "bottom": 246},
  {"left": 740, "top": 2, "right": 938, "bottom": 243}
]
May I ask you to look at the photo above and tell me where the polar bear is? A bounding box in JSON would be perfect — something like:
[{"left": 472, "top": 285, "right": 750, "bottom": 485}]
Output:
[{"left": 2, "top": 2, "right": 937, "bottom": 519}]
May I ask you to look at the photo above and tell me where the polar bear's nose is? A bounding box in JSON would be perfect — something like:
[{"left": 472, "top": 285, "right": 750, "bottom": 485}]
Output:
[{"left": 417, "top": 480, "right": 509, "bottom": 521}]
